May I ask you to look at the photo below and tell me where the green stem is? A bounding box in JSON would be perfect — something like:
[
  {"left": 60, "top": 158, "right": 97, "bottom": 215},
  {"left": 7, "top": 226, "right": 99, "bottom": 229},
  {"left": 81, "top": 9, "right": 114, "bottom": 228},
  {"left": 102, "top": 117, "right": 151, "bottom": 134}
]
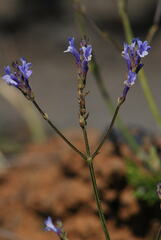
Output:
[
  {"left": 87, "top": 159, "right": 110, "bottom": 240},
  {"left": 73, "top": 0, "right": 121, "bottom": 51},
  {"left": 92, "top": 98, "right": 125, "bottom": 159},
  {"left": 146, "top": 24, "right": 159, "bottom": 43},
  {"left": 32, "top": 99, "right": 86, "bottom": 160},
  {"left": 82, "top": 127, "right": 91, "bottom": 156},
  {"left": 118, "top": 0, "right": 161, "bottom": 132},
  {"left": 92, "top": 56, "right": 139, "bottom": 153},
  {"left": 118, "top": 0, "right": 133, "bottom": 43},
  {"left": 146, "top": 0, "right": 161, "bottom": 42},
  {"left": 74, "top": 0, "right": 139, "bottom": 153}
]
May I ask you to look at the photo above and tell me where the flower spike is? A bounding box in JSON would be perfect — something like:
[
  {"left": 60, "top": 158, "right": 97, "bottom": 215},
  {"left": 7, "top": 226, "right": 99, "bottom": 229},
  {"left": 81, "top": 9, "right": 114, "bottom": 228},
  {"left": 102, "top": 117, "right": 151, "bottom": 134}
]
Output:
[
  {"left": 64, "top": 37, "right": 92, "bottom": 80},
  {"left": 2, "top": 58, "right": 33, "bottom": 100},
  {"left": 121, "top": 38, "right": 151, "bottom": 98}
]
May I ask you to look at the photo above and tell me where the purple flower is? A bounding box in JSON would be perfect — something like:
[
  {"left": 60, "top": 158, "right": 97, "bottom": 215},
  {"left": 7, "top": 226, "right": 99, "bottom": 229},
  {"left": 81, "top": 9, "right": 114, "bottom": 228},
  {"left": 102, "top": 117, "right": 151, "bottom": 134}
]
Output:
[
  {"left": 44, "top": 217, "right": 59, "bottom": 234},
  {"left": 134, "top": 39, "right": 151, "bottom": 58},
  {"left": 124, "top": 71, "right": 137, "bottom": 87},
  {"left": 64, "top": 37, "right": 92, "bottom": 78},
  {"left": 81, "top": 45, "right": 92, "bottom": 62},
  {"left": 64, "top": 37, "right": 80, "bottom": 64},
  {"left": 121, "top": 38, "right": 151, "bottom": 99},
  {"left": 18, "top": 58, "right": 32, "bottom": 79},
  {"left": 2, "top": 66, "right": 19, "bottom": 87},
  {"left": 2, "top": 58, "right": 33, "bottom": 99},
  {"left": 122, "top": 38, "right": 151, "bottom": 73}
]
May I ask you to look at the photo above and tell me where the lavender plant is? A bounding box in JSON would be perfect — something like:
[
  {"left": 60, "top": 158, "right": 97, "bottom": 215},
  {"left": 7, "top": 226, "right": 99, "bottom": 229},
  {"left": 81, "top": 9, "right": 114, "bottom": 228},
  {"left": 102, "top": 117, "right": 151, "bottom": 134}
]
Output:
[
  {"left": 73, "top": 0, "right": 161, "bottom": 209},
  {"left": 2, "top": 36, "right": 151, "bottom": 240},
  {"left": 118, "top": 0, "right": 161, "bottom": 132}
]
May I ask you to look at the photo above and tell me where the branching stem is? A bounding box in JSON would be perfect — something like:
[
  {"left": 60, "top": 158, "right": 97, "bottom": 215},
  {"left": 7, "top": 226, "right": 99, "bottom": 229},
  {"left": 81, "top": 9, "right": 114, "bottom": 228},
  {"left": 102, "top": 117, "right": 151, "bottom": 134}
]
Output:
[
  {"left": 32, "top": 99, "right": 86, "bottom": 160},
  {"left": 92, "top": 98, "right": 125, "bottom": 159}
]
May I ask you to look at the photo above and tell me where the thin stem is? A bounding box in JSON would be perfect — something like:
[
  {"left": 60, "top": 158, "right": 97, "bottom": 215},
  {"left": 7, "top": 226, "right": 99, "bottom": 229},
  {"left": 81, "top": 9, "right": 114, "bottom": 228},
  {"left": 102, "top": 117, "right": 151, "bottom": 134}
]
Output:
[
  {"left": 82, "top": 127, "right": 91, "bottom": 156},
  {"left": 32, "top": 99, "right": 86, "bottom": 160},
  {"left": 146, "top": 0, "right": 161, "bottom": 42},
  {"left": 74, "top": 0, "right": 139, "bottom": 153},
  {"left": 73, "top": 0, "right": 121, "bottom": 51},
  {"left": 118, "top": 0, "right": 133, "bottom": 43},
  {"left": 92, "top": 98, "right": 124, "bottom": 159},
  {"left": 146, "top": 24, "right": 159, "bottom": 43},
  {"left": 92, "top": 56, "right": 139, "bottom": 153},
  {"left": 118, "top": 0, "right": 161, "bottom": 132},
  {"left": 88, "top": 160, "right": 110, "bottom": 240}
]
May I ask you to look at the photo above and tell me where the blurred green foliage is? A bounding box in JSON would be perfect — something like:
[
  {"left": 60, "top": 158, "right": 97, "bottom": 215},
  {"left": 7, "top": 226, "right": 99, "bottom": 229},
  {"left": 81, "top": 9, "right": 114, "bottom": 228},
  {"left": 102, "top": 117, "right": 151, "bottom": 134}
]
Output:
[{"left": 126, "top": 154, "right": 161, "bottom": 205}]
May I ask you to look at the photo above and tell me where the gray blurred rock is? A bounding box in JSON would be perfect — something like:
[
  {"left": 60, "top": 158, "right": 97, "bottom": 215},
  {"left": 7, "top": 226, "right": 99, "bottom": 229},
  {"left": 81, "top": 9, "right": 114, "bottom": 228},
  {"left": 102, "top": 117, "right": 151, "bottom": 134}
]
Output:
[{"left": 0, "top": 0, "right": 19, "bottom": 20}]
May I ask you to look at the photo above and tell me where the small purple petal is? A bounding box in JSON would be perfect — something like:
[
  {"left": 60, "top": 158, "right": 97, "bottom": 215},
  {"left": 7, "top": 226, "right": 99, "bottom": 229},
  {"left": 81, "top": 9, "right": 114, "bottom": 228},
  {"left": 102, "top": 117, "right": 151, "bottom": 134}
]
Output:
[
  {"left": 18, "top": 58, "right": 32, "bottom": 79},
  {"left": 124, "top": 71, "right": 137, "bottom": 87},
  {"left": 44, "top": 217, "right": 58, "bottom": 233},
  {"left": 2, "top": 58, "right": 32, "bottom": 94},
  {"left": 20, "top": 57, "right": 27, "bottom": 65},
  {"left": 2, "top": 66, "right": 19, "bottom": 86},
  {"left": 122, "top": 43, "right": 132, "bottom": 70},
  {"left": 4, "top": 66, "right": 11, "bottom": 75},
  {"left": 64, "top": 37, "right": 80, "bottom": 64},
  {"left": 122, "top": 38, "right": 151, "bottom": 87},
  {"left": 132, "top": 38, "right": 140, "bottom": 43},
  {"left": 122, "top": 43, "right": 129, "bottom": 60},
  {"left": 82, "top": 45, "right": 92, "bottom": 62},
  {"left": 136, "top": 40, "right": 151, "bottom": 57},
  {"left": 2, "top": 74, "right": 18, "bottom": 87},
  {"left": 64, "top": 37, "right": 93, "bottom": 77}
]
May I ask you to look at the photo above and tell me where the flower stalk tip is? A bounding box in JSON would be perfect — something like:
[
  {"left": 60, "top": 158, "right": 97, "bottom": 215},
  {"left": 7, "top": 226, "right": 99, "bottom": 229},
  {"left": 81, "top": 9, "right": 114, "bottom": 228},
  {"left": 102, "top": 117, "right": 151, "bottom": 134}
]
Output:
[
  {"left": 121, "top": 38, "right": 151, "bottom": 98},
  {"left": 64, "top": 37, "right": 92, "bottom": 80},
  {"left": 44, "top": 216, "right": 60, "bottom": 234},
  {"left": 64, "top": 37, "right": 92, "bottom": 127},
  {"left": 44, "top": 217, "right": 68, "bottom": 240},
  {"left": 2, "top": 58, "right": 33, "bottom": 100}
]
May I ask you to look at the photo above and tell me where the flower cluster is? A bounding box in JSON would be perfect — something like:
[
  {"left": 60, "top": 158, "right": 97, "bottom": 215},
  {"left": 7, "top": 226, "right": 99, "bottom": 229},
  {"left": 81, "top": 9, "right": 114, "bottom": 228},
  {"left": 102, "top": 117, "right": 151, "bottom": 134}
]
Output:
[
  {"left": 44, "top": 216, "right": 67, "bottom": 240},
  {"left": 44, "top": 216, "right": 60, "bottom": 234},
  {"left": 64, "top": 37, "right": 92, "bottom": 80},
  {"left": 121, "top": 38, "right": 151, "bottom": 97},
  {"left": 2, "top": 58, "right": 33, "bottom": 99}
]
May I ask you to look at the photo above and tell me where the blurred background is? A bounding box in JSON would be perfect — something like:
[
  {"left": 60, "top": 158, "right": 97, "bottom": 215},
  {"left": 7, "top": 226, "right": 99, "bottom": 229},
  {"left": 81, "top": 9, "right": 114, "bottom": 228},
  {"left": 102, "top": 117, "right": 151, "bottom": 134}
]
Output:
[
  {"left": 0, "top": 0, "right": 160, "bottom": 140},
  {"left": 0, "top": 1, "right": 160, "bottom": 240}
]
